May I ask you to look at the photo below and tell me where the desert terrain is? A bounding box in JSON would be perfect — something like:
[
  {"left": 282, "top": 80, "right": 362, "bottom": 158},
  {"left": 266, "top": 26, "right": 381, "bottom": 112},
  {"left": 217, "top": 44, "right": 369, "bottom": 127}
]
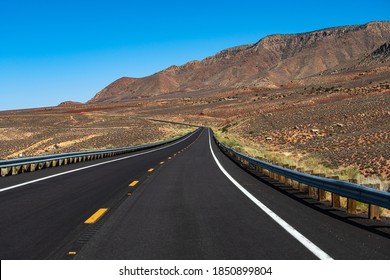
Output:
[
  {"left": 1, "top": 21, "right": 389, "bottom": 191},
  {"left": 0, "top": 105, "right": 194, "bottom": 160},
  {"left": 2, "top": 80, "right": 388, "bottom": 190}
]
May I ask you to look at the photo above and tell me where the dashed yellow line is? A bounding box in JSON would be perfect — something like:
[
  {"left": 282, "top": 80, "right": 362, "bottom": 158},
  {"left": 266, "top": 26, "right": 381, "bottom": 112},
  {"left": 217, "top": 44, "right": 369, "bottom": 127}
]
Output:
[
  {"left": 68, "top": 251, "right": 77, "bottom": 255},
  {"left": 160, "top": 161, "right": 165, "bottom": 165},
  {"left": 168, "top": 157, "right": 172, "bottom": 160},
  {"left": 84, "top": 208, "right": 109, "bottom": 224},
  {"left": 129, "top": 180, "right": 139, "bottom": 187},
  {"left": 148, "top": 168, "right": 154, "bottom": 172}
]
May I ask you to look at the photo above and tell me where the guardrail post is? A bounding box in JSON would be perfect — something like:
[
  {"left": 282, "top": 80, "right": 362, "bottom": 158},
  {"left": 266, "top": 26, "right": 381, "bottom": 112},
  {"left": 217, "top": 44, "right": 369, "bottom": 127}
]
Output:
[
  {"left": 312, "top": 173, "right": 321, "bottom": 198},
  {"left": 267, "top": 162, "right": 273, "bottom": 179},
  {"left": 267, "top": 163, "right": 274, "bottom": 179},
  {"left": 264, "top": 166, "right": 270, "bottom": 177},
  {"left": 30, "top": 163, "right": 37, "bottom": 172},
  {"left": 12, "top": 165, "right": 22, "bottom": 175},
  {"left": 272, "top": 167, "right": 278, "bottom": 180},
  {"left": 38, "top": 162, "right": 45, "bottom": 170},
  {"left": 297, "top": 168, "right": 304, "bottom": 191},
  {"left": 258, "top": 159, "right": 265, "bottom": 174},
  {"left": 330, "top": 176, "right": 340, "bottom": 207},
  {"left": 273, "top": 168, "right": 278, "bottom": 180},
  {"left": 281, "top": 164, "right": 289, "bottom": 184},
  {"left": 22, "top": 164, "right": 28, "bottom": 173},
  {"left": 307, "top": 170, "right": 315, "bottom": 197},
  {"left": 368, "top": 184, "right": 380, "bottom": 220},
  {"left": 317, "top": 173, "right": 327, "bottom": 201},
  {"left": 1, "top": 167, "right": 11, "bottom": 177},
  {"left": 256, "top": 165, "right": 264, "bottom": 174},
  {"left": 347, "top": 179, "right": 357, "bottom": 214},
  {"left": 289, "top": 166, "right": 296, "bottom": 188}
]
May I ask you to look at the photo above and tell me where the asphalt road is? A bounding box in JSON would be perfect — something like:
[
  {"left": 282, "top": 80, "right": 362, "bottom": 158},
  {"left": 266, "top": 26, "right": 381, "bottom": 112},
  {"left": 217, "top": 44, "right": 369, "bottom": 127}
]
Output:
[
  {"left": 0, "top": 128, "right": 389, "bottom": 259},
  {"left": 0, "top": 129, "right": 200, "bottom": 259}
]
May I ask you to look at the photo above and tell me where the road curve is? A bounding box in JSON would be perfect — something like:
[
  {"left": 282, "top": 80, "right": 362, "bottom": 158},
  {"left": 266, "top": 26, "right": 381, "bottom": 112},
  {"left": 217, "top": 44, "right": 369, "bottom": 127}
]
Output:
[
  {"left": 0, "top": 127, "right": 389, "bottom": 259},
  {"left": 0, "top": 129, "right": 200, "bottom": 259},
  {"left": 76, "top": 128, "right": 390, "bottom": 260}
]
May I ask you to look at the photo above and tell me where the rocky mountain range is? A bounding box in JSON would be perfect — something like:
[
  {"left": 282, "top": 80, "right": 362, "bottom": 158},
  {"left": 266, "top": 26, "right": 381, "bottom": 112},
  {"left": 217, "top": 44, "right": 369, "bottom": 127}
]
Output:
[{"left": 88, "top": 21, "right": 390, "bottom": 104}]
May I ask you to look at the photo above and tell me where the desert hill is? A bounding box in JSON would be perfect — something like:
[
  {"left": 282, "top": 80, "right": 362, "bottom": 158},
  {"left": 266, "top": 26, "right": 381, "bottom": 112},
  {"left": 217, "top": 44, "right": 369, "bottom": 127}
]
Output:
[{"left": 88, "top": 21, "right": 390, "bottom": 104}]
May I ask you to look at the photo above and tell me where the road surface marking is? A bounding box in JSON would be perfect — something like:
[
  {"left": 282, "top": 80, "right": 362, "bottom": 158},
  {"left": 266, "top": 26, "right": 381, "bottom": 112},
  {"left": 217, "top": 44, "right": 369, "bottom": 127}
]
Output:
[
  {"left": 148, "top": 168, "right": 154, "bottom": 172},
  {"left": 84, "top": 208, "right": 109, "bottom": 224},
  {"left": 160, "top": 161, "right": 165, "bottom": 165},
  {"left": 129, "top": 180, "right": 139, "bottom": 187},
  {"left": 0, "top": 130, "right": 198, "bottom": 193},
  {"left": 208, "top": 129, "right": 333, "bottom": 260},
  {"left": 68, "top": 251, "right": 77, "bottom": 255}
]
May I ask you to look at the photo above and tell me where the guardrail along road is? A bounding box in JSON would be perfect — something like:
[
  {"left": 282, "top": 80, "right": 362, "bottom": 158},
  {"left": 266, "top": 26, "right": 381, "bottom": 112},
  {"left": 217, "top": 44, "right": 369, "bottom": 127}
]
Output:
[{"left": 0, "top": 128, "right": 389, "bottom": 259}]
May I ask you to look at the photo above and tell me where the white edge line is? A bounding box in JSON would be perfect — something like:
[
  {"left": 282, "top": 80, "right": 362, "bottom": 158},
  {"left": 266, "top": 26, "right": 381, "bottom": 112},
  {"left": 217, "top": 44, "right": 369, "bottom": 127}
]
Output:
[
  {"left": 208, "top": 129, "right": 333, "bottom": 260},
  {"left": 0, "top": 130, "right": 197, "bottom": 193}
]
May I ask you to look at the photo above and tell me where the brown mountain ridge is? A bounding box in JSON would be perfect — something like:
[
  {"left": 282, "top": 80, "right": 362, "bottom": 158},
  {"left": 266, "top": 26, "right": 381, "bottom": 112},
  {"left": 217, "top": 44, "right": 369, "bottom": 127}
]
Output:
[{"left": 88, "top": 21, "right": 390, "bottom": 104}]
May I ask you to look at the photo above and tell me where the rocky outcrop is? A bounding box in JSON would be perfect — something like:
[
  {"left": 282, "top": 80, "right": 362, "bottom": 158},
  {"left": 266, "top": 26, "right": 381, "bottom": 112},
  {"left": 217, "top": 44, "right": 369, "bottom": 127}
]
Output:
[{"left": 88, "top": 21, "right": 390, "bottom": 104}]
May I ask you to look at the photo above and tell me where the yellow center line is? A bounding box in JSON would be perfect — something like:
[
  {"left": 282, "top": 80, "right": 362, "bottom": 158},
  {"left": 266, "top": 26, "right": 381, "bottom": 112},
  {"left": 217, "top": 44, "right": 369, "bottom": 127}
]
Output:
[
  {"left": 148, "top": 168, "right": 154, "bottom": 172},
  {"left": 84, "top": 208, "right": 109, "bottom": 224},
  {"left": 160, "top": 161, "right": 165, "bottom": 165},
  {"left": 68, "top": 251, "right": 77, "bottom": 255},
  {"left": 168, "top": 157, "right": 172, "bottom": 160},
  {"left": 129, "top": 180, "right": 139, "bottom": 187}
]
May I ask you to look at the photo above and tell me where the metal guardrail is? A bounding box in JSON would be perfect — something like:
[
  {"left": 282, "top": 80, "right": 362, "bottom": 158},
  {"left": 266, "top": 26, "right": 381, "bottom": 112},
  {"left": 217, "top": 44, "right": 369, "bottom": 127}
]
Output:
[
  {"left": 0, "top": 130, "right": 197, "bottom": 177},
  {"left": 148, "top": 118, "right": 201, "bottom": 128},
  {"left": 214, "top": 135, "right": 390, "bottom": 214}
]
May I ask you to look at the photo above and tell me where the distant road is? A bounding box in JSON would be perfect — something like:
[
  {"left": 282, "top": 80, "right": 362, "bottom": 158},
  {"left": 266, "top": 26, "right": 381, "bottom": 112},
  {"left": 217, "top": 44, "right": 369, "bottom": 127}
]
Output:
[{"left": 0, "top": 128, "right": 389, "bottom": 259}]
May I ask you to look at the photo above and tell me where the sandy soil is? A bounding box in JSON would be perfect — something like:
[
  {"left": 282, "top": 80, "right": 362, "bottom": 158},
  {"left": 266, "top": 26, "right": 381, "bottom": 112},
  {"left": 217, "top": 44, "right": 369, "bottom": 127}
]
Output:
[{"left": 1, "top": 80, "right": 388, "bottom": 185}]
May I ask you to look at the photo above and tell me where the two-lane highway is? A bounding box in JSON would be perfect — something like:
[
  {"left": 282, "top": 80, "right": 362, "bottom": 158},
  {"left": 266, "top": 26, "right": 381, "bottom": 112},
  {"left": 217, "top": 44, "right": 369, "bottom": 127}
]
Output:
[
  {"left": 75, "top": 128, "right": 389, "bottom": 260},
  {"left": 1, "top": 128, "right": 389, "bottom": 259},
  {"left": 0, "top": 129, "right": 201, "bottom": 259}
]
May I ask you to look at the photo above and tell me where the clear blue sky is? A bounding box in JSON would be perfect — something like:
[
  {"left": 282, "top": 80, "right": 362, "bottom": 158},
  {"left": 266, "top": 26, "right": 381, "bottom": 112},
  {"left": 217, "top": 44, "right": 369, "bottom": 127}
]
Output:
[{"left": 0, "top": 0, "right": 389, "bottom": 110}]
